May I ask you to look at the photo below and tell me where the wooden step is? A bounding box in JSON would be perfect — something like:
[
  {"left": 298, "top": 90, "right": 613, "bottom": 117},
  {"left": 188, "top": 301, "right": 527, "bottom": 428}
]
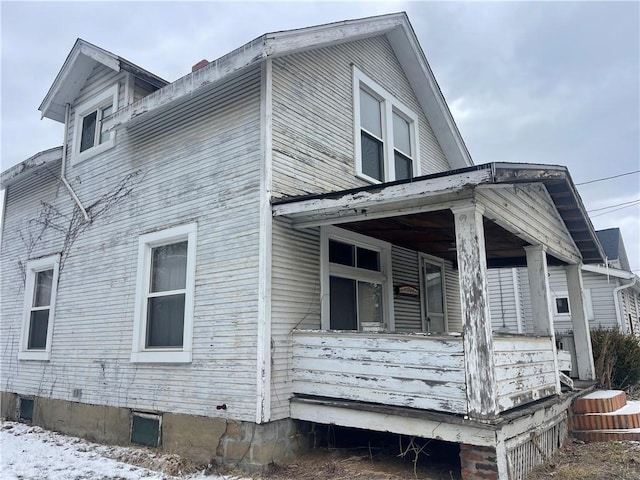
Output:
[
  {"left": 572, "top": 390, "right": 627, "bottom": 414},
  {"left": 573, "top": 428, "right": 640, "bottom": 442},
  {"left": 572, "top": 401, "right": 640, "bottom": 430}
]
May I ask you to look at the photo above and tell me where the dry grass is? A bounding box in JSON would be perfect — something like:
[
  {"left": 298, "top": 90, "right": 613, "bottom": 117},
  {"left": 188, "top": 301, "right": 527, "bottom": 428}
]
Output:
[{"left": 525, "top": 440, "right": 640, "bottom": 480}]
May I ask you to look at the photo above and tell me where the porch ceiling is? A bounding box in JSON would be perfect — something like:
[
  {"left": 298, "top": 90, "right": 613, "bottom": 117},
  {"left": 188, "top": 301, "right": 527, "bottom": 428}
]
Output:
[{"left": 341, "top": 210, "right": 562, "bottom": 268}]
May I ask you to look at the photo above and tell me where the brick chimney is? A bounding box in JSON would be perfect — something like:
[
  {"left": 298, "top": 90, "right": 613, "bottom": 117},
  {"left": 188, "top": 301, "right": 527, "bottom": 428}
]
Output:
[{"left": 192, "top": 59, "right": 209, "bottom": 72}]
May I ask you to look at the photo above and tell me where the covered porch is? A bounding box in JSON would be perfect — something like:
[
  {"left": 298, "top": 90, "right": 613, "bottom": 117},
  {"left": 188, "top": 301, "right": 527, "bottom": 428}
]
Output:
[{"left": 273, "top": 163, "right": 604, "bottom": 423}]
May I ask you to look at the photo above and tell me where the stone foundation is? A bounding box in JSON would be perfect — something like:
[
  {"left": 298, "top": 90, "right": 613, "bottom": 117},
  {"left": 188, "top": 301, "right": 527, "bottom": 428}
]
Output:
[{"left": 0, "top": 392, "right": 309, "bottom": 471}]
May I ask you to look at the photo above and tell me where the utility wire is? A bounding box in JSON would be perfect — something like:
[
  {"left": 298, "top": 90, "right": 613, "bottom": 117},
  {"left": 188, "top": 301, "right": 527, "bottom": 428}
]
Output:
[
  {"left": 590, "top": 201, "right": 640, "bottom": 218},
  {"left": 587, "top": 198, "right": 640, "bottom": 213},
  {"left": 576, "top": 169, "right": 640, "bottom": 186}
]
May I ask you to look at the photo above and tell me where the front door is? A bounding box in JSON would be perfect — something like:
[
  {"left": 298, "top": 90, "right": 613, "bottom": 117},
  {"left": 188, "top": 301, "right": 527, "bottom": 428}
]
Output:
[{"left": 421, "top": 257, "right": 446, "bottom": 333}]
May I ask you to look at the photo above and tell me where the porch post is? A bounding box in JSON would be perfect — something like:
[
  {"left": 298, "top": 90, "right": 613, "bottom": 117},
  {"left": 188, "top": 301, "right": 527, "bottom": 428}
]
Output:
[
  {"left": 452, "top": 204, "right": 499, "bottom": 421},
  {"left": 524, "top": 245, "right": 561, "bottom": 393},
  {"left": 565, "top": 264, "right": 596, "bottom": 380}
]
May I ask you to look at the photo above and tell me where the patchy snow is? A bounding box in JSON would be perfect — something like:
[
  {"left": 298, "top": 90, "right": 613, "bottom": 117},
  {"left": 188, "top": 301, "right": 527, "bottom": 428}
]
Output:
[{"left": 0, "top": 421, "right": 247, "bottom": 480}]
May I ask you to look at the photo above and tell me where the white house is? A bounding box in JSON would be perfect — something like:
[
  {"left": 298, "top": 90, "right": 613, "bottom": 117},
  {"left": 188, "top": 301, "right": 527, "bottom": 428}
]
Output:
[{"left": 0, "top": 13, "right": 606, "bottom": 479}]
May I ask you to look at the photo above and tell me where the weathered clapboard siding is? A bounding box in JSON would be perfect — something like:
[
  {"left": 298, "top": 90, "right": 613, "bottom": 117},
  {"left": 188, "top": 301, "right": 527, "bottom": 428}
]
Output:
[
  {"left": 493, "top": 335, "right": 557, "bottom": 411},
  {"left": 292, "top": 331, "right": 468, "bottom": 414},
  {"left": 271, "top": 35, "right": 449, "bottom": 199},
  {"left": 1, "top": 66, "right": 263, "bottom": 421},
  {"left": 392, "top": 246, "right": 422, "bottom": 332},
  {"left": 270, "top": 220, "right": 321, "bottom": 420},
  {"left": 488, "top": 268, "right": 521, "bottom": 333},
  {"left": 477, "top": 184, "right": 580, "bottom": 265}
]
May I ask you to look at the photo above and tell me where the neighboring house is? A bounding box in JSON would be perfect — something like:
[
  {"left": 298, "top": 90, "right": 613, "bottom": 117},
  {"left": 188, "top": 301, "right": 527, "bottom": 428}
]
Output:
[
  {"left": 488, "top": 228, "right": 640, "bottom": 340},
  {"left": 0, "top": 13, "right": 606, "bottom": 480}
]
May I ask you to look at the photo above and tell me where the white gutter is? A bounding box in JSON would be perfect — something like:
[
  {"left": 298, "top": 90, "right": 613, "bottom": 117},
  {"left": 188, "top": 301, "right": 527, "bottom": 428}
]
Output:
[
  {"left": 61, "top": 104, "right": 90, "bottom": 222},
  {"left": 613, "top": 277, "right": 637, "bottom": 333}
]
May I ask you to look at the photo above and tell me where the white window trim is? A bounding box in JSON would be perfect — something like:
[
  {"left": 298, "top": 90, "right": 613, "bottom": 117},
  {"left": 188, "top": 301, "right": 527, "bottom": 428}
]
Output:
[
  {"left": 353, "top": 66, "right": 420, "bottom": 184},
  {"left": 418, "top": 253, "right": 449, "bottom": 333},
  {"left": 320, "top": 226, "right": 394, "bottom": 331},
  {"left": 131, "top": 223, "right": 197, "bottom": 363},
  {"left": 72, "top": 84, "right": 119, "bottom": 165},
  {"left": 19, "top": 255, "right": 60, "bottom": 361},
  {"left": 554, "top": 293, "right": 571, "bottom": 316}
]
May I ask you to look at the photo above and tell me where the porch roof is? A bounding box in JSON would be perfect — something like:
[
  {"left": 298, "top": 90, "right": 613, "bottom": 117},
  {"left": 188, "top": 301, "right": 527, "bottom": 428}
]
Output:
[{"left": 272, "top": 162, "right": 605, "bottom": 267}]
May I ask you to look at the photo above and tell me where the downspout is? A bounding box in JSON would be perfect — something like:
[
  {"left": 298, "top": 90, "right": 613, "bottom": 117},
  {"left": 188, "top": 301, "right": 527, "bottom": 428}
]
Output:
[
  {"left": 61, "top": 104, "right": 90, "bottom": 222},
  {"left": 613, "top": 277, "right": 636, "bottom": 333}
]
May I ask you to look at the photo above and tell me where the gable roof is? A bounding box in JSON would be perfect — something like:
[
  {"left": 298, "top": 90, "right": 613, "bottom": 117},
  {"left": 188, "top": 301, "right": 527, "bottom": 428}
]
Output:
[
  {"left": 39, "top": 39, "right": 168, "bottom": 123},
  {"left": 100, "top": 12, "right": 474, "bottom": 169},
  {"left": 596, "top": 228, "right": 630, "bottom": 270}
]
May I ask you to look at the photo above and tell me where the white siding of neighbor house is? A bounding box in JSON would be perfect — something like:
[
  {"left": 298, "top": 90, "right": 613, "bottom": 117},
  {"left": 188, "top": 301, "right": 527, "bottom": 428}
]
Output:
[
  {"left": 270, "top": 35, "right": 450, "bottom": 199},
  {"left": 488, "top": 268, "right": 521, "bottom": 333},
  {"left": 1, "top": 66, "right": 263, "bottom": 422}
]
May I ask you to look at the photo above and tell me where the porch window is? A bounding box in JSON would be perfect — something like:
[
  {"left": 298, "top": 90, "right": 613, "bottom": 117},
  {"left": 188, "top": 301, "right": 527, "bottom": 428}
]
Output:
[
  {"left": 19, "top": 255, "right": 60, "bottom": 361},
  {"left": 321, "top": 227, "right": 393, "bottom": 331},
  {"left": 131, "top": 223, "right": 197, "bottom": 363},
  {"left": 353, "top": 67, "right": 419, "bottom": 183}
]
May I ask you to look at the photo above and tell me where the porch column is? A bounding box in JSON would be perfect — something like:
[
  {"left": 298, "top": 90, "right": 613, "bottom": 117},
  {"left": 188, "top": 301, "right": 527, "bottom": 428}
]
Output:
[
  {"left": 524, "top": 245, "right": 561, "bottom": 393},
  {"left": 452, "top": 204, "right": 499, "bottom": 421},
  {"left": 565, "top": 264, "right": 596, "bottom": 380}
]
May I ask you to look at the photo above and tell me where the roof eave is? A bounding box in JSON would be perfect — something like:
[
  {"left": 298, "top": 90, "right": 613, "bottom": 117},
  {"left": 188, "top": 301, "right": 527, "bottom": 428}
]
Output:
[{"left": 0, "top": 147, "right": 63, "bottom": 189}]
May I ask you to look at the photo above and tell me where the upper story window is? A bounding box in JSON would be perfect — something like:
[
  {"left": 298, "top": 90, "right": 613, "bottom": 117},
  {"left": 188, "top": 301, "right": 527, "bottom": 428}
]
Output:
[
  {"left": 19, "top": 255, "right": 60, "bottom": 361},
  {"left": 72, "top": 84, "right": 118, "bottom": 165},
  {"left": 353, "top": 67, "right": 420, "bottom": 183},
  {"left": 131, "top": 223, "right": 197, "bottom": 363}
]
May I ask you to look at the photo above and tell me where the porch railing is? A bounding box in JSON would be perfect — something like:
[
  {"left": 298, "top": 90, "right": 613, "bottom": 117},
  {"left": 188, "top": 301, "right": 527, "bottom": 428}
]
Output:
[
  {"left": 493, "top": 334, "right": 558, "bottom": 412},
  {"left": 292, "top": 330, "right": 468, "bottom": 414}
]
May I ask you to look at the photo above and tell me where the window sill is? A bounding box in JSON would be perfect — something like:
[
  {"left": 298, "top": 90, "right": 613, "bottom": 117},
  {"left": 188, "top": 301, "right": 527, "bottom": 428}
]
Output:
[
  {"left": 72, "top": 138, "right": 116, "bottom": 166},
  {"left": 18, "top": 350, "right": 51, "bottom": 361},
  {"left": 130, "top": 350, "right": 191, "bottom": 364}
]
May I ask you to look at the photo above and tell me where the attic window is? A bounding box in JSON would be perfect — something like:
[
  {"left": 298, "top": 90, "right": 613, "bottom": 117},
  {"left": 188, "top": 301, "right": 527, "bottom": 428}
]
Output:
[
  {"left": 73, "top": 84, "right": 118, "bottom": 165},
  {"left": 353, "top": 67, "right": 420, "bottom": 183}
]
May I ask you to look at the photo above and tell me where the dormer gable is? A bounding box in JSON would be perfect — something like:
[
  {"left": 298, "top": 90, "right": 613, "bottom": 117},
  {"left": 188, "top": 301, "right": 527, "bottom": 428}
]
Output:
[{"left": 39, "top": 39, "right": 167, "bottom": 123}]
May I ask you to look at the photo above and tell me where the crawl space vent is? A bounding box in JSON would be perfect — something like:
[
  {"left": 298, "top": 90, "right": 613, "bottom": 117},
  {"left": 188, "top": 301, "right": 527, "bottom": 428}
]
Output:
[{"left": 130, "top": 412, "right": 161, "bottom": 447}]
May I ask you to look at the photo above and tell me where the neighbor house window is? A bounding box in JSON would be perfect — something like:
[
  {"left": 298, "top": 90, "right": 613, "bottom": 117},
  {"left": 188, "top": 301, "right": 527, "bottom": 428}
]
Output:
[
  {"left": 555, "top": 296, "right": 570, "bottom": 315},
  {"left": 321, "top": 226, "right": 394, "bottom": 331},
  {"left": 131, "top": 223, "right": 197, "bottom": 363},
  {"left": 19, "top": 255, "right": 60, "bottom": 361},
  {"left": 353, "top": 67, "right": 419, "bottom": 183},
  {"left": 72, "top": 84, "right": 118, "bottom": 164}
]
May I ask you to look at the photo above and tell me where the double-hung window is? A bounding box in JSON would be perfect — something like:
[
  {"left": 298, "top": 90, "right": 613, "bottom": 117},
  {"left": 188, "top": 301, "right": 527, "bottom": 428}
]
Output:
[
  {"left": 354, "top": 67, "right": 420, "bottom": 183},
  {"left": 321, "top": 227, "right": 394, "bottom": 331},
  {"left": 19, "top": 255, "right": 60, "bottom": 361},
  {"left": 131, "top": 223, "right": 197, "bottom": 363},
  {"left": 72, "top": 84, "right": 118, "bottom": 164}
]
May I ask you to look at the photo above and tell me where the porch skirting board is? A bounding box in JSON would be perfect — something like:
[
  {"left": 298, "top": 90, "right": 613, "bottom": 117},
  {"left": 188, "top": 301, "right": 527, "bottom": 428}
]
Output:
[{"left": 0, "top": 392, "right": 310, "bottom": 472}]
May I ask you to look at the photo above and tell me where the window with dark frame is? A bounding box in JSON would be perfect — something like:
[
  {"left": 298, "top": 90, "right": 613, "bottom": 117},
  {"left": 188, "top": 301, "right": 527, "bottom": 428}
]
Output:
[{"left": 555, "top": 297, "right": 570, "bottom": 314}]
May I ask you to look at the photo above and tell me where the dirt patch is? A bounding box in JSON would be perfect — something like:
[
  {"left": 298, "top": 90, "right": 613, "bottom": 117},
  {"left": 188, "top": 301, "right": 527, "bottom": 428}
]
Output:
[{"left": 525, "top": 439, "right": 640, "bottom": 480}]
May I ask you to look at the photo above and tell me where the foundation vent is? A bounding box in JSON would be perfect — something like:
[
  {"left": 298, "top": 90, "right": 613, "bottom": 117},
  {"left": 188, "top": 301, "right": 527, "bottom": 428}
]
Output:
[
  {"left": 506, "top": 417, "right": 568, "bottom": 480},
  {"left": 18, "top": 397, "right": 34, "bottom": 421},
  {"left": 130, "top": 412, "right": 161, "bottom": 448}
]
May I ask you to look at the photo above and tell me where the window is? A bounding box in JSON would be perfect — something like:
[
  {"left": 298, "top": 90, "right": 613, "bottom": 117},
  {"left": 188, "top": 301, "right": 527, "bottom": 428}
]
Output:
[
  {"left": 131, "top": 412, "right": 161, "bottom": 447},
  {"left": 321, "top": 226, "right": 394, "bottom": 331},
  {"left": 131, "top": 224, "right": 197, "bottom": 363},
  {"left": 72, "top": 84, "right": 118, "bottom": 164},
  {"left": 353, "top": 67, "right": 420, "bottom": 183},
  {"left": 555, "top": 296, "right": 570, "bottom": 315},
  {"left": 420, "top": 255, "right": 447, "bottom": 332},
  {"left": 19, "top": 255, "right": 60, "bottom": 361}
]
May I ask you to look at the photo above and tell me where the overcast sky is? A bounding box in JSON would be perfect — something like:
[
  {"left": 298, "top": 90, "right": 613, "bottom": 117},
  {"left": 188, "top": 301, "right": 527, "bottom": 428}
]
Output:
[{"left": 1, "top": 1, "right": 639, "bottom": 272}]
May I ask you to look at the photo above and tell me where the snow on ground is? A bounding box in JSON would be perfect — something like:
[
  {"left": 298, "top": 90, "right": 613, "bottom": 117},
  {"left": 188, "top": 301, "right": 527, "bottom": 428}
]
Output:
[{"left": 0, "top": 421, "right": 247, "bottom": 480}]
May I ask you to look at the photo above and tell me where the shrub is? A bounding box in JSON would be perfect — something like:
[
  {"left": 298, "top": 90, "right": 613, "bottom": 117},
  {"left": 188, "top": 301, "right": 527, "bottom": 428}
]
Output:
[{"left": 590, "top": 327, "right": 640, "bottom": 390}]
